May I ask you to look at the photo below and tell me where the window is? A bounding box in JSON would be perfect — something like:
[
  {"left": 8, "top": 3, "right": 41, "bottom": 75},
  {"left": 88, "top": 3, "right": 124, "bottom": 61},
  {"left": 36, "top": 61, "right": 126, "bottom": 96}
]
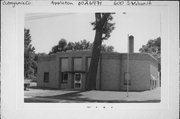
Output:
[
  {"left": 124, "top": 72, "right": 131, "bottom": 85},
  {"left": 73, "top": 58, "right": 82, "bottom": 71},
  {"left": 62, "top": 72, "right": 68, "bottom": 83},
  {"left": 74, "top": 83, "right": 81, "bottom": 88},
  {"left": 44, "top": 72, "right": 49, "bottom": 83},
  {"left": 74, "top": 73, "right": 81, "bottom": 82},
  {"left": 61, "top": 58, "right": 68, "bottom": 71}
]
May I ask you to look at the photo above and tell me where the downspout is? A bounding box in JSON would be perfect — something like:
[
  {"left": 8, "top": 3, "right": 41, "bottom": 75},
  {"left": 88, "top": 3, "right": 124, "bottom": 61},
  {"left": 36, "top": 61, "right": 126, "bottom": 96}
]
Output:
[{"left": 120, "top": 54, "right": 122, "bottom": 91}]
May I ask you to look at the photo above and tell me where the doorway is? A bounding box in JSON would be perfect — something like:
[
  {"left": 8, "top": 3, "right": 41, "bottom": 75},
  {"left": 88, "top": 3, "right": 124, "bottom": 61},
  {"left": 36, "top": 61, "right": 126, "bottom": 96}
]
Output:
[{"left": 74, "top": 73, "right": 82, "bottom": 89}]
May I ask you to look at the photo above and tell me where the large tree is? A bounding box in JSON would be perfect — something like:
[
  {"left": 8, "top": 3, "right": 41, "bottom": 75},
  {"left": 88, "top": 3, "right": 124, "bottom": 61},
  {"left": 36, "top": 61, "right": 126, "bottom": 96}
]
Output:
[
  {"left": 49, "top": 38, "right": 67, "bottom": 54},
  {"left": 86, "top": 13, "right": 115, "bottom": 90},
  {"left": 66, "top": 42, "right": 75, "bottom": 50},
  {"left": 24, "top": 29, "right": 36, "bottom": 79},
  {"left": 58, "top": 38, "right": 67, "bottom": 51},
  {"left": 139, "top": 37, "right": 161, "bottom": 61}
]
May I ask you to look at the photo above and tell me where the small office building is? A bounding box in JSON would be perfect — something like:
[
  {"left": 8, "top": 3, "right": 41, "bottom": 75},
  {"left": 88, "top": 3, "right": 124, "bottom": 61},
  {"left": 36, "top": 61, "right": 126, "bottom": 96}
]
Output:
[{"left": 37, "top": 37, "right": 160, "bottom": 91}]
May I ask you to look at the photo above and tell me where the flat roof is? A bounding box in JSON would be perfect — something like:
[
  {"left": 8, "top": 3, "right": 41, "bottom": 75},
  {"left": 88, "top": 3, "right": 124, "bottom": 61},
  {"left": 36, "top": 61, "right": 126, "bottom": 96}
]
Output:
[{"left": 38, "top": 50, "right": 159, "bottom": 65}]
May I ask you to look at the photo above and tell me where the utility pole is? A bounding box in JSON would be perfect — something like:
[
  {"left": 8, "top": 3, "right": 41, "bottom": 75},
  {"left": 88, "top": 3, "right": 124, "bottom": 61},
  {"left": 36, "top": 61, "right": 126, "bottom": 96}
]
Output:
[{"left": 127, "top": 34, "right": 130, "bottom": 97}]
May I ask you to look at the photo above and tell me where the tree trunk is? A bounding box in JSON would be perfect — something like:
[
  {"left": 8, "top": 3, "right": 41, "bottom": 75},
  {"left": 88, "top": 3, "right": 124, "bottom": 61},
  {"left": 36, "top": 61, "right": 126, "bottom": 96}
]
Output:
[
  {"left": 85, "top": 13, "right": 114, "bottom": 90},
  {"left": 86, "top": 29, "right": 103, "bottom": 90}
]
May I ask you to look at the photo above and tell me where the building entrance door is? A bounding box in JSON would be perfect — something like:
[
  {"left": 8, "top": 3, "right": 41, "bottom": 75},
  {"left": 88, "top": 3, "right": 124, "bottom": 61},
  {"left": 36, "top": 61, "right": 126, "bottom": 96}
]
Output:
[{"left": 74, "top": 73, "right": 82, "bottom": 89}]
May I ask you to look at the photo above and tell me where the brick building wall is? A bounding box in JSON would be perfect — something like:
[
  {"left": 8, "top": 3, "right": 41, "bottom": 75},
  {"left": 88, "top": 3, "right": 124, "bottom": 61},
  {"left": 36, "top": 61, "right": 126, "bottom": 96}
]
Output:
[
  {"left": 37, "top": 51, "right": 160, "bottom": 91},
  {"left": 37, "top": 55, "right": 59, "bottom": 88}
]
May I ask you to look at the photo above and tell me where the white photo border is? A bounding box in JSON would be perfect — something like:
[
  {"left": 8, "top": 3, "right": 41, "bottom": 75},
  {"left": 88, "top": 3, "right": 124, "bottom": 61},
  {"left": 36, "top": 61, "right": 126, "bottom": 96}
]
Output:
[{"left": 1, "top": 1, "right": 179, "bottom": 119}]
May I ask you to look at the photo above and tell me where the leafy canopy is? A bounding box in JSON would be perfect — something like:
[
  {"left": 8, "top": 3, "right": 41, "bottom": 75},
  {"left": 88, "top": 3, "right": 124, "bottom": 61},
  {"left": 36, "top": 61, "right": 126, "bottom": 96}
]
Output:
[
  {"left": 49, "top": 39, "right": 114, "bottom": 54},
  {"left": 139, "top": 37, "right": 161, "bottom": 61},
  {"left": 91, "top": 13, "right": 115, "bottom": 40}
]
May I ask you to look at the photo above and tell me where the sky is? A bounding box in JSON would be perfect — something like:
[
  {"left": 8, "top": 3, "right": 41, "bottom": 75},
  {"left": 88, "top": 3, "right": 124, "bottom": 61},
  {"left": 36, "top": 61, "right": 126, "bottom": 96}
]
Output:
[{"left": 25, "top": 10, "right": 162, "bottom": 54}]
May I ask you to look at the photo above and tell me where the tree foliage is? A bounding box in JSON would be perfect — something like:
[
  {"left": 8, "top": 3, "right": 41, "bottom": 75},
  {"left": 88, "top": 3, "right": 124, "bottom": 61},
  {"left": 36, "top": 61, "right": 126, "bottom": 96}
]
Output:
[
  {"left": 101, "top": 44, "right": 114, "bottom": 52},
  {"left": 49, "top": 39, "right": 114, "bottom": 54},
  {"left": 91, "top": 13, "right": 115, "bottom": 40},
  {"left": 58, "top": 38, "right": 67, "bottom": 51},
  {"left": 139, "top": 37, "right": 161, "bottom": 61},
  {"left": 49, "top": 38, "right": 67, "bottom": 54},
  {"left": 24, "top": 29, "right": 36, "bottom": 79}
]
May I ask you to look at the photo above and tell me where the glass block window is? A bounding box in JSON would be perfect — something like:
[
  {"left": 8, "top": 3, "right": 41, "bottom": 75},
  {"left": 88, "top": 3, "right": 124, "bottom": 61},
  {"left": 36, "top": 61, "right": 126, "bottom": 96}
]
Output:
[{"left": 74, "top": 73, "right": 82, "bottom": 89}]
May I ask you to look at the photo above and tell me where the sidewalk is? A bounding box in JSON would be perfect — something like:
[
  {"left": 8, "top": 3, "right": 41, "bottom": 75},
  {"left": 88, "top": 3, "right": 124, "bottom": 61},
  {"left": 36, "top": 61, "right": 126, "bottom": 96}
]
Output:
[
  {"left": 24, "top": 88, "right": 160, "bottom": 103},
  {"left": 78, "top": 88, "right": 160, "bottom": 102}
]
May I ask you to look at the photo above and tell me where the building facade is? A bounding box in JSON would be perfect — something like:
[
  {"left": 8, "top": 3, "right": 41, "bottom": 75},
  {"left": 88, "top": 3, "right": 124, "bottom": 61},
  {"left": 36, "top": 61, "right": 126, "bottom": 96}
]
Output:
[
  {"left": 37, "top": 36, "right": 160, "bottom": 91},
  {"left": 37, "top": 50, "right": 160, "bottom": 91}
]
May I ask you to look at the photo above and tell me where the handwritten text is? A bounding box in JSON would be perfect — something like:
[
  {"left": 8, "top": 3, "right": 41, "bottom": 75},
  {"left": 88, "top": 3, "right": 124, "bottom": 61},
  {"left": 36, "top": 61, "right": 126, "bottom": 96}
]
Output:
[
  {"left": 78, "top": 1, "right": 102, "bottom": 6},
  {"left": 51, "top": 1, "right": 73, "bottom": 5},
  {"left": 1, "top": 0, "right": 31, "bottom": 8},
  {"left": 114, "top": 0, "right": 152, "bottom": 6}
]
